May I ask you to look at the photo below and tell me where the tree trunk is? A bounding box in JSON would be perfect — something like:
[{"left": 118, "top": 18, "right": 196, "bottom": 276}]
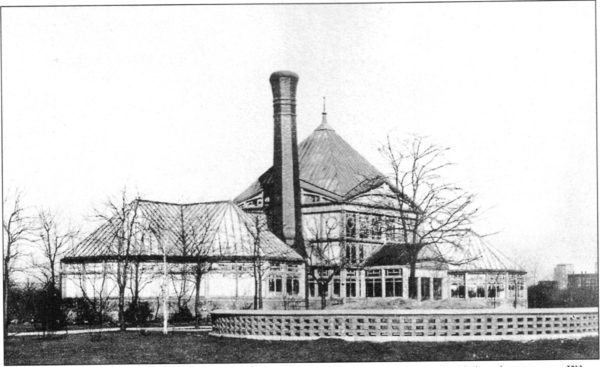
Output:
[
  {"left": 319, "top": 283, "right": 327, "bottom": 310},
  {"left": 304, "top": 262, "right": 310, "bottom": 310},
  {"left": 258, "top": 272, "right": 263, "bottom": 309},
  {"left": 132, "top": 261, "right": 140, "bottom": 324},
  {"left": 98, "top": 300, "right": 104, "bottom": 326},
  {"left": 4, "top": 267, "right": 9, "bottom": 337},
  {"left": 194, "top": 269, "right": 202, "bottom": 329},
  {"left": 118, "top": 284, "right": 126, "bottom": 331},
  {"left": 154, "top": 296, "right": 160, "bottom": 320},
  {"left": 253, "top": 263, "right": 258, "bottom": 310},
  {"left": 118, "top": 262, "right": 128, "bottom": 331},
  {"left": 115, "top": 258, "right": 129, "bottom": 331},
  {"left": 50, "top": 265, "right": 55, "bottom": 291},
  {"left": 409, "top": 262, "right": 418, "bottom": 299}
]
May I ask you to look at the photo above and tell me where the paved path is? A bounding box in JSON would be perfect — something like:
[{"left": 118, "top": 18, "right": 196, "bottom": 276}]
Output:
[{"left": 8, "top": 325, "right": 212, "bottom": 337}]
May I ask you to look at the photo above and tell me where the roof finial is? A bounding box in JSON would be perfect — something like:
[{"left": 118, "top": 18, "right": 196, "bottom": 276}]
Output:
[{"left": 317, "top": 96, "right": 333, "bottom": 131}]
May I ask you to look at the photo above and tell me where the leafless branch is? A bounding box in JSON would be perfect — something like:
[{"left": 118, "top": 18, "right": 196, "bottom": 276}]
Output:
[{"left": 378, "top": 135, "right": 480, "bottom": 298}]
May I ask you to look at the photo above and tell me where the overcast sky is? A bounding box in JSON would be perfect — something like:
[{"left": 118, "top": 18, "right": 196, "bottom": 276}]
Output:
[{"left": 3, "top": 2, "right": 597, "bottom": 281}]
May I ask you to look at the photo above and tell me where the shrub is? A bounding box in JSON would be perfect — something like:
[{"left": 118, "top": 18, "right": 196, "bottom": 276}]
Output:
[
  {"left": 7, "top": 282, "right": 42, "bottom": 324},
  {"left": 34, "top": 283, "right": 67, "bottom": 331},
  {"left": 170, "top": 305, "right": 194, "bottom": 323},
  {"left": 124, "top": 302, "right": 152, "bottom": 325},
  {"left": 63, "top": 298, "right": 102, "bottom": 325}
]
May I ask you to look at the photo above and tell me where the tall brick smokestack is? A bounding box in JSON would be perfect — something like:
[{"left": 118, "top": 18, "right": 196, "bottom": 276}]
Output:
[{"left": 269, "top": 71, "right": 304, "bottom": 255}]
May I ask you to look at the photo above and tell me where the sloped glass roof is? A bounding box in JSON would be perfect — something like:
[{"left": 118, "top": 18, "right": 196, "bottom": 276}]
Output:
[{"left": 68, "top": 200, "right": 303, "bottom": 262}]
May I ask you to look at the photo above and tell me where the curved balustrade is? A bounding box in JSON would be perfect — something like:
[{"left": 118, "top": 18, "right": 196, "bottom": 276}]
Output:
[{"left": 211, "top": 308, "right": 598, "bottom": 341}]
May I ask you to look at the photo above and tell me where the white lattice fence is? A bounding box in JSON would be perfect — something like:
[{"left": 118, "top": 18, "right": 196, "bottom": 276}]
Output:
[{"left": 211, "top": 308, "right": 598, "bottom": 341}]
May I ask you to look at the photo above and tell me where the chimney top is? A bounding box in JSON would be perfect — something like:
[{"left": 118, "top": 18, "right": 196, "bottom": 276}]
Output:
[{"left": 270, "top": 70, "right": 299, "bottom": 81}]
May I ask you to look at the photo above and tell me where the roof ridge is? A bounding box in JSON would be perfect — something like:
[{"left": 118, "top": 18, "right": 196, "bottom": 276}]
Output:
[{"left": 138, "top": 198, "right": 230, "bottom": 206}]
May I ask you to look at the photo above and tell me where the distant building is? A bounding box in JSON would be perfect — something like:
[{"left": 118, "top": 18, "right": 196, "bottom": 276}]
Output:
[
  {"left": 568, "top": 273, "right": 599, "bottom": 292},
  {"left": 553, "top": 264, "right": 574, "bottom": 289},
  {"left": 528, "top": 270, "right": 598, "bottom": 308}
]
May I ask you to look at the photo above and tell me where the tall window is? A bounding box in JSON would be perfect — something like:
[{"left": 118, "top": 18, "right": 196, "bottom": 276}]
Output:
[
  {"left": 346, "top": 214, "right": 356, "bottom": 238},
  {"left": 450, "top": 274, "right": 465, "bottom": 298},
  {"left": 370, "top": 215, "right": 383, "bottom": 239},
  {"left": 346, "top": 278, "right": 357, "bottom": 297},
  {"left": 365, "top": 269, "right": 382, "bottom": 297},
  {"left": 508, "top": 274, "right": 525, "bottom": 298},
  {"left": 433, "top": 278, "right": 443, "bottom": 300},
  {"left": 508, "top": 274, "right": 518, "bottom": 298},
  {"left": 333, "top": 277, "right": 341, "bottom": 297},
  {"left": 467, "top": 284, "right": 477, "bottom": 298},
  {"left": 309, "top": 279, "right": 317, "bottom": 297},
  {"left": 384, "top": 216, "right": 395, "bottom": 241},
  {"left": 344, "top": 213, "right": 406, "bottom": 241},
  {"left": 286, "top": 277, "right": 300, "bottom": 295},
  {"left": 421, "top": 278, "right": 431, "bottom": 300},
  {"left": 466, "top": 274, "right": 486, "bottom": 298},
  {"left": 345, "top": 244, "right": 364, "bottom": 264},
  {"left": 309, "top": 276, "right": 330, "bottom": 298},
  {"left": 488, "top": 273, "right": 506, "bottom": 299},
  {"left": 268, "top": 263, "right": 301, "bottom": 296},
  {"left": 359, "top": 215, "right": 370, "bottom": 239},
  {"left": 517, "top": 275, "right": 525, "bottom": 297},
  {"left": 268, "top": 276, "right": 283, "bottom": 293},
  {"left": 345, "top": 244, "right": 356, "bottom": 264},
  {"left": 346, "top": 270, "right": 357, "bottom": 297},
  {"left": 385, "top": 268, "right": 403, "bottom": 297}
]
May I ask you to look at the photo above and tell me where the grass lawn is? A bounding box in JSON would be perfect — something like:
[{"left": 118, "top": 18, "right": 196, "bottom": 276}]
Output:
[{"left": 4, "top": 332, "right": 598, "bottom": 364}]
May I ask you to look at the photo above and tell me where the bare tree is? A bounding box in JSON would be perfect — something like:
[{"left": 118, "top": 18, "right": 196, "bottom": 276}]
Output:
[
  {"left": 244, "top": 214, "right": 269, "bottom": 310},
  {"left": 31, "top": 210, "right": 78, "bottom": 289},
  {"left": 186, "top": 212, "right": 218, "bottom": 328},
  {"left": 145, "top": 204, "right": 218, "bottom": 329},
  {"left": 169, "top": 265, "right": 194, "bottom": 316},
  {"left": 305, "top": 215, "right": 346, "bottom": 309},
  {"left": 75, "top": 261, "right": 115, "bottom": 326},
  {"left": 126, "top": 241, "right": 156, "bottom": 324},
  {"left": 96, "top": 190, "right": 143, "bottom": 331},
  {"left": 168, "top": 209, "right": 196, "bottom": 317},
  {"left": 145, "top": 211, "right": 170, "bottom": 334},
  {"left": 380, "top": 135, "right": 478, "bottom": 299},
  {"left": 3, "top": 193, "right": 30, "bottom": 336}
]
